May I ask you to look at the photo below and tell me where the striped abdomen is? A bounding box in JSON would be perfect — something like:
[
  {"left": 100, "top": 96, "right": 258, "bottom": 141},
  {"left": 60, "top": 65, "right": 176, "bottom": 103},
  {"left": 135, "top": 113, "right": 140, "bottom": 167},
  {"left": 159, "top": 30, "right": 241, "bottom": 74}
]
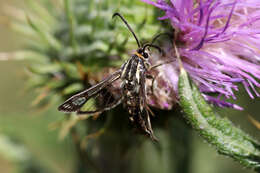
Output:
[{"left": 120, "top": 54, "right": 147, "bottom": 115}]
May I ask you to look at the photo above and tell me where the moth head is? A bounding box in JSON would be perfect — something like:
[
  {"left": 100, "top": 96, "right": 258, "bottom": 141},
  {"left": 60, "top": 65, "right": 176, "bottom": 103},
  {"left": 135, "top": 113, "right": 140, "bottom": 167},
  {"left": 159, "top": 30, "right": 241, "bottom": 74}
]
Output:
[{"left": 137, "top": 48, "right": 149, "bottom": 59}]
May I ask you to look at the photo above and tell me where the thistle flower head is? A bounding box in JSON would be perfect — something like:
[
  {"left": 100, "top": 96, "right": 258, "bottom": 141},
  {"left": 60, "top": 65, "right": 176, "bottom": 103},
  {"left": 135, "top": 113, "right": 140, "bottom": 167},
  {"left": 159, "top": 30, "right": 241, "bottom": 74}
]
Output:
[{"left": 143, "top": 0, "right": 260, "bottom": 109}]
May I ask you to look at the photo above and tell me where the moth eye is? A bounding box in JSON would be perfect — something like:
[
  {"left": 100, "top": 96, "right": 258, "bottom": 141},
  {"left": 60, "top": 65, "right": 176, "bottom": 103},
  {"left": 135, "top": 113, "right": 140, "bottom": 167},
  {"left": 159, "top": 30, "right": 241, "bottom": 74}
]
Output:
[
  {"left": 137, "top": 49, "right": 143, "bottom": 53},
  {"left": 143, "top": 52, "right": 149, "bottom": 59}
]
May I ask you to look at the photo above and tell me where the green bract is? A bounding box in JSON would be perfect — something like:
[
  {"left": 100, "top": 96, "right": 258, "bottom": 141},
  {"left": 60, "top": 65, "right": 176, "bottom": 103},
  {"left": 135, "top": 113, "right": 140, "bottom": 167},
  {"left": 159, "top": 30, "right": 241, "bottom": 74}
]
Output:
[{"left": 178, "top": 66, "right": 260, "bottom": 170}]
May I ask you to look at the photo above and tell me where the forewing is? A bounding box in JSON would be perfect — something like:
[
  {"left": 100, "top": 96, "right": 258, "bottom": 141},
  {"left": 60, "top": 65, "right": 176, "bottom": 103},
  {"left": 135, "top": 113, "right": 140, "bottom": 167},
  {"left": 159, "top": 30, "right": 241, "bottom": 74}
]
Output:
[
  {"left": 77, "top": 85, "right": 123, "bottom": 114},
  {"left": 58, "top": 70, "right": 122, "bottom": 114}
]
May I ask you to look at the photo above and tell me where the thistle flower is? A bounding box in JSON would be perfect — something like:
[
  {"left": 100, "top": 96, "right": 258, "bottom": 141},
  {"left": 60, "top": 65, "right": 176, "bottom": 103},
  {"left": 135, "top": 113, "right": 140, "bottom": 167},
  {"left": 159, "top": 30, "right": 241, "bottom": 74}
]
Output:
[{"left": 142, "top": 0, "right": 260, "bottom": 110}]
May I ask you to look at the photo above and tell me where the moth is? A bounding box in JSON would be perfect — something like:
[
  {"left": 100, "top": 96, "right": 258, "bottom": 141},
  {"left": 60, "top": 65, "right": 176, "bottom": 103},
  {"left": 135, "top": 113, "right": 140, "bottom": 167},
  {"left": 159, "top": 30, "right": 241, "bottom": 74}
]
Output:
[{"left": 58, "top": 13, "right": 171, "bottom": 141}]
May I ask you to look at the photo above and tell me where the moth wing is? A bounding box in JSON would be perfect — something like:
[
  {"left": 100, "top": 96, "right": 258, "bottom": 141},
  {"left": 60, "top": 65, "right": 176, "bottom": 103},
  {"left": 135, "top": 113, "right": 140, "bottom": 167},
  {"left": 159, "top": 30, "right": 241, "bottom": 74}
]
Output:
[
  {"left": 77, "top": 84, "right": 123, "bottom": 114},
  {"left": 58, "top": 70, "right": 122, "bottom": 114}
]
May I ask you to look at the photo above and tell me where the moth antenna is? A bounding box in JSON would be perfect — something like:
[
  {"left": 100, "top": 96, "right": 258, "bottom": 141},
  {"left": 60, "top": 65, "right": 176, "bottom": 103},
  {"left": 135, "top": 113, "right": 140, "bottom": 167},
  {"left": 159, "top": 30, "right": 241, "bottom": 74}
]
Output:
[
  {"left": 151, "top": 32, "right": 173, "bottom": 45},
  {"left": 113, "top": 12, "right": 141, "bottom": 48},
  {"left": 143, "top": 44, "right": 163, "bottom": 54}
]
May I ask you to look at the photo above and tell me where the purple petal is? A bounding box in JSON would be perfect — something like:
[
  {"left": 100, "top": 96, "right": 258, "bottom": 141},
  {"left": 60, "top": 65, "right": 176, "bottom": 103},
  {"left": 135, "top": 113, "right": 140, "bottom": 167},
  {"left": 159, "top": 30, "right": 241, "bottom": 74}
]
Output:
[{"left": 143, "top": 0, "right": 260, "bottom": 110}]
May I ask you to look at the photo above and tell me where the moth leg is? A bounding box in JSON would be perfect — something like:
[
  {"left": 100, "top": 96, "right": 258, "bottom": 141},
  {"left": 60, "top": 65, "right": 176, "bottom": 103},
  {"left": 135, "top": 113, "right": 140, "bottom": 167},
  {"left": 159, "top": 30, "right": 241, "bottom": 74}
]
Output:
[
  {"left": 145, "top": 104, "right": 155, "bottom": 117},
  {"left": 150, "top": 59, "right": 175, "bottom": 70},
  {"left": 144, "top": 109, "right": 158, "bottom": 141},
  {"left": 140, "top": 72, "right": 148, "bottom": 110},
  {"left": 140, "top": 73, "right": 157, "bottom": 141},
  {"left": 146, "top": 74, "right": 158, "bottom": 96}
]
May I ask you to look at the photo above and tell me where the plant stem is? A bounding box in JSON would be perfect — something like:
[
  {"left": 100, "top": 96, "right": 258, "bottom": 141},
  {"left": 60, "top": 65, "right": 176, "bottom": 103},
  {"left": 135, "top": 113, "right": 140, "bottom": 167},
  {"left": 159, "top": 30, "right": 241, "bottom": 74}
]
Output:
[{"left": 70, "top": 127, "right": 101, "bottom": 173}]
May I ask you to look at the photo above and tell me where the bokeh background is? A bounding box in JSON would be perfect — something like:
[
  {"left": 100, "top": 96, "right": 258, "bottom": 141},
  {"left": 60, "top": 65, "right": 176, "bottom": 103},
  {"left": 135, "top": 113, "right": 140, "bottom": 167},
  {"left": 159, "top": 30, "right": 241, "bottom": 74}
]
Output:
[{"left": 0, "top": 0, "right": 259, "bottom": 173}]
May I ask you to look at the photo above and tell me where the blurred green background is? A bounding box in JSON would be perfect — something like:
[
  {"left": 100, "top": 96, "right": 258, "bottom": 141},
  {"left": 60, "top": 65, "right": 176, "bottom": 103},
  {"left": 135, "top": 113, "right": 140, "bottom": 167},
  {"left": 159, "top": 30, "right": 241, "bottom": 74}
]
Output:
[
  {"left": 0, "top": 1, "right": 76, "bottom": 172},
  {"left": 0, "top": 0, "right": 259, "bottom": 173}
]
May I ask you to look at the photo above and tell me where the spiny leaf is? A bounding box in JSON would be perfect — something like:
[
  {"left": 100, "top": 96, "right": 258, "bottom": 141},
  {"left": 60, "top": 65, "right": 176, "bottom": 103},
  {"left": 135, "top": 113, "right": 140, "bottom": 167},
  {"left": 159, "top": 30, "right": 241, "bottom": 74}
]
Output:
[
  {"left": 26, "top": 15, "right": 62, "bottom": 51},
  {"left": 27, "top": 64, "right": 62, "bottom": 75},
  {"left": 64, "top": 0, "right": 78, "bottom": 53},
  {"left": 63, "top": 83, "right": 83, "bottom": 95},
  {"left": 26, "top": 0, "right": 57, "bottom": 26},
  {"left": 0, "top": 51, "right": 48, "bottom": 62},
  {"left": 59, "top": 113, "right": 92, "bottom": 140},
  {"left": 178, "top": 67, "right": 260, "bottom": 170}
]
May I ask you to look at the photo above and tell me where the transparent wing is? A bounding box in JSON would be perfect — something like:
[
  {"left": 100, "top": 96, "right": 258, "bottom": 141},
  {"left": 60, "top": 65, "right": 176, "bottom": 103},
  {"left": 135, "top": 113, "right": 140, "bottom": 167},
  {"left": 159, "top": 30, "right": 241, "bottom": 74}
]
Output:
[
  {"left": 77, "top": 85, "right": 123, "bottom": 114},
  {"left": 58, "top": 70, "right": 122, "bottom": 114}
]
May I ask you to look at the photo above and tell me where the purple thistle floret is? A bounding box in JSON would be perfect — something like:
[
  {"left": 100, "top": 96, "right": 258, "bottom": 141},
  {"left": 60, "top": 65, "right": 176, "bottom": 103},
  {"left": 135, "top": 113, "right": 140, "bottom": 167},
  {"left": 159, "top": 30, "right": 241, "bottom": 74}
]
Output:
[{"left": 143, "top": 0, "right": 260, "bottom": 110}]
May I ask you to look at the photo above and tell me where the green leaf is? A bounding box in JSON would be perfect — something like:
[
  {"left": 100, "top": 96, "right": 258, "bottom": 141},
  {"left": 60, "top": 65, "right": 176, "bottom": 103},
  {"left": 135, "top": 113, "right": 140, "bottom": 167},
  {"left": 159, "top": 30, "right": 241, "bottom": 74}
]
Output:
[
  {"left": 27, "top": 64, "right": 61, "bottom": 75},
  {"left": 0, "top": 134, "right": 30, "bottom": 162},
  {"left": 26, "top": 15, "right": 62, "bottom": 51},
  {"left": 64, "top": 0, "right": 78, "bottom": 53},
  {"left": 59, "top": 62, "right": 81, "bottom": 79},
  {"left": 178, "top": 67, "right": 260, "bottom": 170},
  {"left": 26, "top": 0, "right": 57, "bottom": 27},
  {"left": 63, "top": 83, "right": 83, "bottom": 95},
  {"left": 0, "top": 51, "right": 48, "bottom": 62}
]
